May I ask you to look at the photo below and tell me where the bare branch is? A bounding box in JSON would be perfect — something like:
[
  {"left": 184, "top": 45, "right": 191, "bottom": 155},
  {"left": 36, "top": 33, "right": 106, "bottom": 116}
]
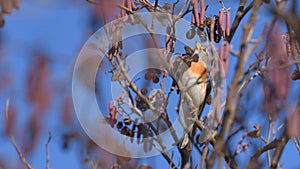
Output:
[
  {"left": 207, "top": 1, "right": 264, "bottom": 168},
  {"left": 247, "top": 132, "right": 287, "bottom": 169},
  {"left": 228, "top": 0, "right": 254, "bottom": 42}
]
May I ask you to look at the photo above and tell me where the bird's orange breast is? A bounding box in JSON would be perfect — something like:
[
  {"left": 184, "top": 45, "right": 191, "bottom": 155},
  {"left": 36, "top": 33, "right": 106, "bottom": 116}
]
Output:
[{"left": 190, "top": 61, "right": 208, "bottom": 80}]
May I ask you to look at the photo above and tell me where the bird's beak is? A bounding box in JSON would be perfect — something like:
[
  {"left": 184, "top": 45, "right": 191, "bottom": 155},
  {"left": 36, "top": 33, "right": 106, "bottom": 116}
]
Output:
[{"left": 196, "top": 42, "right": 203, "bottom": 50}]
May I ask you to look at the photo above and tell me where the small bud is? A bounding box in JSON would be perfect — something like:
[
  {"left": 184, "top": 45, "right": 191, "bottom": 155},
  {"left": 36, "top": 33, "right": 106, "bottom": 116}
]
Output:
[
  {"left": 141, "top": 88, "right": 148, "bottom": 95},
  {"left": 292, "top": 70, "right": 300, "bottom": 80},
  {"left": 184, "top": 45, "right": 194, "bottom": 56},
  {"left": 152, "top": 76, "right": 159, "bottom": 83},
  {"left": 186, "top": 29, "right": 196, "bottom": 39},
  {"left": 162, "top": 3, "right": 172, "bottom": 10},
  {"left": 206, "top": 95, "right": 212, "bottom": 105}
]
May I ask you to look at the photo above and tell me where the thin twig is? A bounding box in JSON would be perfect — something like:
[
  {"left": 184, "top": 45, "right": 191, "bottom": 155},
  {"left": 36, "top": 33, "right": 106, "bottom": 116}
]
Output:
[
  {"left": 266, "top": 114, "right": 273, "bottom": 167},
  {"left": 270, "top": 131, "right": 288, "bottom": 169},
  {"left": 6, "top": 99, "right": 33, "bottom": 169},
  {"left": 201, "top": 144, "right": 209, "bottom": 169},
  {"left": 10, "top": 136, "right": 34, "bottom": 169},
  {"left": 45, "top": 132, "right": 52, "bottom": 169},
  {"left": 292, "top": 137, "right": 300, "bottom": 154}
]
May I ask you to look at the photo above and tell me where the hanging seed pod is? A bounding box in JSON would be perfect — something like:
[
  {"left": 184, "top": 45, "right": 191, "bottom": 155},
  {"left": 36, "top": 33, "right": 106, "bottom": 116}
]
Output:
[
  {"left": 198, "top": 13, "right": 205, "bottom": 29},
  {"left": 219, "top": 8, "right": 225, "bottom": 37},
  {"left": 226, "top": 8, "right": 231, "bottom": 37},
  {"left": 192, "top": 0, "right": 200, "bottom": 27},
  {"left": 1, "top": 0, "right": 13, "bottom": 14},
  {"left": 120, "top": 0, "right": 125, "bottom": 17},
  {"left": 12, "top": 0, "right": 20, "bottom": 9},
  {"left": 126, "top": 0, "right": 132, "bottom": 10},
  {"left": 219, "top": 41, "right": 230, "bottom": 77},
  {"left": 200, "top": 0, "right": 205, "bottom": 25},
  {"left": 191, "top": 12, "right": 195, "bottom": 25},
  {"left": 130, "top": 0, "right": 137, "bottom": 10}
]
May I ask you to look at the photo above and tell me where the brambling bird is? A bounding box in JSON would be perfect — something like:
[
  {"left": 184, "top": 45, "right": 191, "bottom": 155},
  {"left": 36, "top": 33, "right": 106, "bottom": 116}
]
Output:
[{"left": 172, "top": 42, "right": 210, "bottom": 165}]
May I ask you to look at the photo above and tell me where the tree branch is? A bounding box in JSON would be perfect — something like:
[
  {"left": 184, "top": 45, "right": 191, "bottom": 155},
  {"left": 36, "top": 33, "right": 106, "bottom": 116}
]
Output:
[
  {"left": 207, "top": 1, "right": 263, "bottom": 168},
  {"left": 228, "top": 0, "right": 254, "bottom": 43},
  {"left": 246, "top": 129, "right": 288, "bottom": 169}
]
